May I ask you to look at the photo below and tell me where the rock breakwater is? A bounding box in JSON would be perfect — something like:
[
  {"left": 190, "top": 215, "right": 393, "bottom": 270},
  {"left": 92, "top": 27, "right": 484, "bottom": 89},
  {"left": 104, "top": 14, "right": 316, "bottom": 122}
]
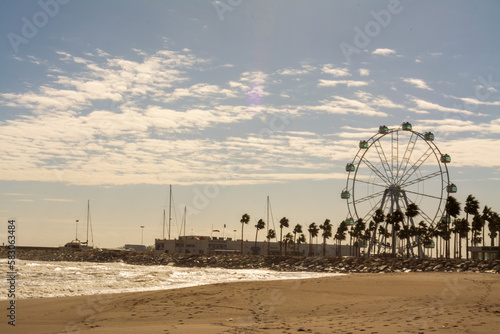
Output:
[{"left": 2, "top": 248, "right": 499, "bottom": 274}]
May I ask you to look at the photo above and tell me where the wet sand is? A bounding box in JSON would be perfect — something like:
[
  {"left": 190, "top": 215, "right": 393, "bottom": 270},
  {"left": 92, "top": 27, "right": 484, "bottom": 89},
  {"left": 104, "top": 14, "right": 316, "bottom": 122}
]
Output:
[{"left": 1, "top": 272, "right": 499, "bottom": 333}]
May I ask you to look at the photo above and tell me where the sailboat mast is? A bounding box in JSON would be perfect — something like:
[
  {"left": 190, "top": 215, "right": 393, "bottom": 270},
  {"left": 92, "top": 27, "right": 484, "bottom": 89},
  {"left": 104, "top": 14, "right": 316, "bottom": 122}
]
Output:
[
  {"left": 168, "top": 185, "right": 172, "bottom": 240},
  {"left": 267, "top": 196, "right": 269, "bottom": 233},
  {"left": 86, "top": 200, "right": 90, "bottom": 244},
  {"left": 183, "top": 206, "right": 187, "bottom": 238},
  {"left": 162, "top": 209, "right": 166, "bottom": 239},
  {"left": 183, "top": 206, "right": 187, "bottom": 253}
]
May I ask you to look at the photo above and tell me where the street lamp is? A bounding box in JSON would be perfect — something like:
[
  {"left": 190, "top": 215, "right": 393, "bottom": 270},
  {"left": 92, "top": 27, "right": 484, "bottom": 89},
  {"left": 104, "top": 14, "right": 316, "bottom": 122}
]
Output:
[{"left": 140, "top": 226, "right": 145, "bottom": 245}]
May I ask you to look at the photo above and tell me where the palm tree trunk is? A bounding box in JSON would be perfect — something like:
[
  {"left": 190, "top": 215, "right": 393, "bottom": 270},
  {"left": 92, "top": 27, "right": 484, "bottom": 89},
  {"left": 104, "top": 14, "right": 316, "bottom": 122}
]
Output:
[
  {"left": 308, "top": 235, "right": 312, "bottom": 256},
  {"left": 483, "top": 225, "right": 485, "bottom": 247},
  {"left": 417, "top": 236, "right": 421, "bottom": 259},
  {"left": 459, "top": 235, "right": 462, "bottom": 259},
  {"left": 280, "top": 227, "right": 283, "bottom": 256},
  {"left": 466, "top": 235, "right": 469, "bottom": 259},
  {"left": 392, "top": 229, "right": 396, "bottom": 258},
  {"left": 241, "top": 224, "right": 244, "bottom": 254},
  {"left": 436, "top": 236, "right": 439, "bottom": 258},
  {"left": 322, "top": 237, "right": 326, "bottom": 257},
  {"left": 254, "top": 229, "right": 258, "bottom": 255},
  {"left": 453, "top": 233, "right": 456, "bottom": 259}
]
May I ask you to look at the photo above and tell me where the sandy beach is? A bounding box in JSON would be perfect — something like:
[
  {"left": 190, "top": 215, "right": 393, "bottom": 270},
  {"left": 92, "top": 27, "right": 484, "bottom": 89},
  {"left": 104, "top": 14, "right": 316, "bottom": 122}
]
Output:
[{"left": 1, "top": 272, "right": 499, "bottom": 334}]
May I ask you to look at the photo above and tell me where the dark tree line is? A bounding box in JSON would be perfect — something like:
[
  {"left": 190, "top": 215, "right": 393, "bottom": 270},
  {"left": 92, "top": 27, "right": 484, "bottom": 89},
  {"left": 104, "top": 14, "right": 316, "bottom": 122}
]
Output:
[{"left": 238, "top": 195, "right": 499, "bottom": 258}]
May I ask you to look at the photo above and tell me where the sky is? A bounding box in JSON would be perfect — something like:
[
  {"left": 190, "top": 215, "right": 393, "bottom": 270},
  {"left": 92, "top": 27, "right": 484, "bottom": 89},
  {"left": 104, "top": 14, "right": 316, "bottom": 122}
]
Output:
[{"left": 0, "top": 0, "right": 499, "bottom": 248}]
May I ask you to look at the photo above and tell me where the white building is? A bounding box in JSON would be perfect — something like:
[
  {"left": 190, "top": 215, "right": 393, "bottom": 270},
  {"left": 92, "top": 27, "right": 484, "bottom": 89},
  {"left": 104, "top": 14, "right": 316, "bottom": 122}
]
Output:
[{"left": 155, "top": 236, "right": 353, "bottom": 257}]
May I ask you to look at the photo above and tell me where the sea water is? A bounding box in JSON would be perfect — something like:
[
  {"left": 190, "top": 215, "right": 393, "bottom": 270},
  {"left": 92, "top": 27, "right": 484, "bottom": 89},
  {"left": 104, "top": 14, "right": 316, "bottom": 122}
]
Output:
[{"left": 0, "top": 259, "right": 342, "bottom": 299}]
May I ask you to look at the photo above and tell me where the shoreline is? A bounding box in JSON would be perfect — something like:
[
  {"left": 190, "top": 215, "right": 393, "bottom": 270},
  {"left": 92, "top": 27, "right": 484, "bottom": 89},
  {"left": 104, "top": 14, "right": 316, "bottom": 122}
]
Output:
[{"left": 1, "top": 272, "right": 499, "bottom": 333}]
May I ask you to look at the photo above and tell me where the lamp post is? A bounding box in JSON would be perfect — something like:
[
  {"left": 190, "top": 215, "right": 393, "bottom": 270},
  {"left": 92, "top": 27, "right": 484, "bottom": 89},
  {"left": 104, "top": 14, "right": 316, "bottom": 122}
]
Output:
[{"left": 140, "top": 226, "right": 145, "bottom": 245}]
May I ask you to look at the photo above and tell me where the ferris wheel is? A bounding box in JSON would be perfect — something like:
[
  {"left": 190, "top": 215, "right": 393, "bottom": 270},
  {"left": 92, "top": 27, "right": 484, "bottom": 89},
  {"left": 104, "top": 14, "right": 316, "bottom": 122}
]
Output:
[{"left": 341, "top": 122, "right": 456, "bottom": 256}]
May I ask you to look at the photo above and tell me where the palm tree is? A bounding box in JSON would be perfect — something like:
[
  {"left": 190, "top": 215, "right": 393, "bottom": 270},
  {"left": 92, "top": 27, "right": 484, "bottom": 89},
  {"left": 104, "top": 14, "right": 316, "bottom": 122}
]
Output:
[
  {"left": 284, "top": 232, "right": 294, "bottom": 256},
  {"left": 307, "top": 223, "right": 319, "bottom": 256},
  {"left": 405, "top": 203, "right": 419, "bottom": 256},
  {"left": 319, "top": 219, "right": 332, "bottom": 257},
  {"left": 352, "top": 218, "right": 365, "bottom": 257},
  {"left": 471, "top": 214, "right": 484, "bottom": 247},
  {"left": 335, "top": 221, "right": 348, "bottom": 257},
  {"left": 266, "top": 229, "right": 276, "bottom": 255},
  {"left": 279, "top": 217, "right": 289, "bottom": 256},
  {"left": 445, "top": 196, "right": 461, "bottom": 258},
  {"left": 398, "top": 224, "right": 412, "bottom": 258},
  {"left": 293, "top": 224, "right": 303, "bottom": 254},
  {"left": 415, "top": 221, "right": 428, "bottom": 258},
  {"left": 487, "top": 211, "right": 500, "bottom": 246},
  {"left": 387, "top": 209, "right": 404, "bottom": 257},
  {"left": 359, "top": 229, "right": 371, "bottom": 257},
  {"left": 254, "top": 219, "right": 265, "bottom": 254},
  {"left": 420, "top": 223, "right": 434, "bottom": 258},
  {"left": 451, "top": 219, "right": 460, "bottom": 259},
  {"left": 297, "top": 233, "right": 306, "bottom": 255},
  {"left": 454, "top": 218, "right": 469, "bottom": 258},
  {"left": 434, "top": 219, "right": 448, "bottom": 258},
  {"left": 464, "top": 195, "right": 479, "bottom": 259},
  {"left": 482, "top": 206, "right": 492, "bottom": 247},
  {"left": 368, "top": 209, "right": 385, "bottom": 256},
  {"left": 240, "top": 213, "right": 250, "bottom": 254}
]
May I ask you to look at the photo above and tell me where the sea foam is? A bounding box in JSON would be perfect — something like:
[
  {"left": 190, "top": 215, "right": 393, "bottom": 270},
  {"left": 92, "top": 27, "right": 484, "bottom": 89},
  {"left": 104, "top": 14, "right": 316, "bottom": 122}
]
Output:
[{"left": 0, "top": 259, "right": 342, "bottom": 299}]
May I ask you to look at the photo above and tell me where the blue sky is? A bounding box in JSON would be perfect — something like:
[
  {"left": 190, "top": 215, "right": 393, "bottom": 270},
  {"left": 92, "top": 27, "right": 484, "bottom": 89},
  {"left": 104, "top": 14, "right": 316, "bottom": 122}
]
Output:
[{"left": 1, "top": 0, "right": 499, "bottom": 248}]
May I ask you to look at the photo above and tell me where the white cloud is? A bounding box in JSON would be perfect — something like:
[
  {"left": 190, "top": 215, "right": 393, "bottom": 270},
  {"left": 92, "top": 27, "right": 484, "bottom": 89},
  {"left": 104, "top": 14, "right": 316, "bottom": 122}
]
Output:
[
  {"left": 372, "top": 48, "right": 396, "bottom": 56},
  {"left": 278, "top": 64, "right": 316, "bottom": 76},
  {"left": 163, "top": 83, "right": 237, "bottom": 103},
  {"left": 416, "top": 118, "right": 500, "bottom": 135},
  {"left": 459, "top": 97, "right": 500, "bottom": 106},
  {"left": 359, "top": 68, "right": 370, "bottom": 76},
  {"left": 1, "top": 48, "right": 201, "bottom": 113},
  {"left": 355, "top": 91, "right": 403, "bottom": 109},
  {"left": 310, "top": 96, "right": 388, "bottom": 117},
  {"left": 321, "top": 64, "right": 350, "bottom": 77},
  {"left": 318, "top": 79, "right": 370, "bottom": 87},
  {"left": 410, "top": 97, "right": 475, "bottom": 116},
  {"left": 402, "top": 78, "right": 433, "bottom": 91},
  {"left": 406, "top": 108, "right": 430, "bottom": 115},
  {"left": 445, "top": 138, "right": 500, "bottom": 168},
  {"left": 43, "top": 198, "right": 75, "bottom": 202}
]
